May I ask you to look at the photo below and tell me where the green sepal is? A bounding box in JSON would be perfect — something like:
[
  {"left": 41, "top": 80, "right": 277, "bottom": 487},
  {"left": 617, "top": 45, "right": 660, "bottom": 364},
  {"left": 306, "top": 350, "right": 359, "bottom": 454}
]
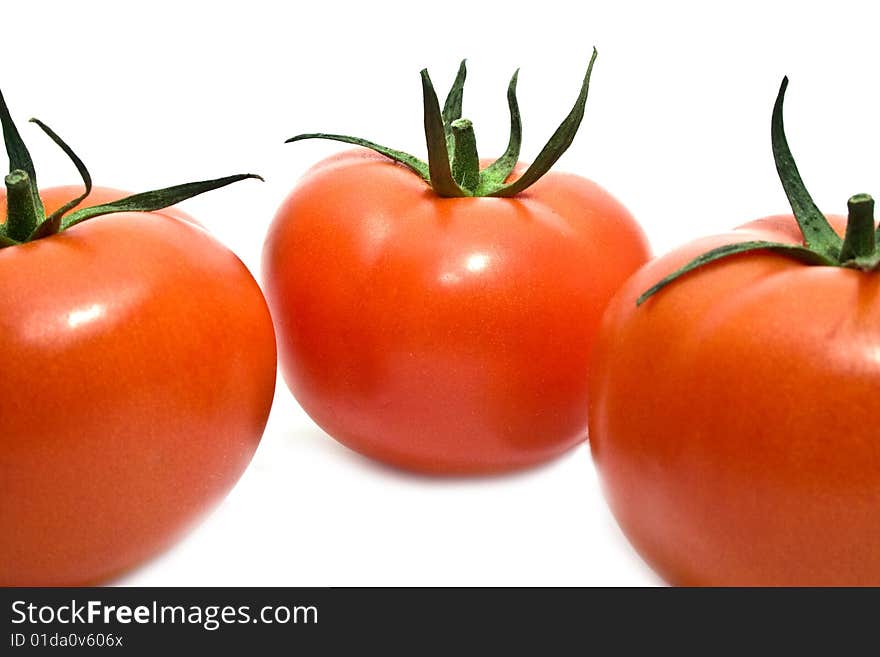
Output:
[
  {"left": 442, "top": 60, "right": 467, "bottom": 161},
  {"left": 61, "top": 174, "right": 263, "bottom": 230},
  {"left": 637, "top": 240, "right": 836, "bottom": 305},
  {"left": 285, "top": 54, "right": 597, "bottom": 199},
  {"left": 638, "top": 76, "right": 875, "bottom": 306},
  {"left": 285, "top": 133, "right": 429, "bottom": 181},
  {"left": 27, "top": 118, "right": 93, "bottom": 240},
  {"left": 489, "top": 49, "right": 597, "bottom": 197},
  {"left": 771, "top": 77, "right": 841, "bottom": 259},
  {"left": 476, "top": 69, "right": 522, "bottom": 195},
  {"left": 420, "top": 69, "right": 466, "bottom": 198},
  {"left": 0, "top": 87, "right": 264, "bottom": 251},
  {"left": 0, "top": 89, "right": 45, "bottom": 221}
]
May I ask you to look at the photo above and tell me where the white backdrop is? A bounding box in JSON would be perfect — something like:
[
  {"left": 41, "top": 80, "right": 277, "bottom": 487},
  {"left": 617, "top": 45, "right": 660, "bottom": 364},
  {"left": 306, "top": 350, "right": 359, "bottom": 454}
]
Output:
[{"left": 5, "top": 0, "right": 878, "bottom": 586}]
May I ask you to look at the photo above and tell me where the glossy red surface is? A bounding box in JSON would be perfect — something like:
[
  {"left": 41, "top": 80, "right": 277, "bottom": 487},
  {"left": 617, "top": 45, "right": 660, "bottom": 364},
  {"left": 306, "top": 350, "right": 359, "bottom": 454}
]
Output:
[
  {"left": 590, "top": 215, "right": 880, "bottom": 585},
  {"left": 264, "top": 150, "right": 650, "bottom": 473},
  {"left": 0, "top": 187, "right": 277, "bottom": 586}
]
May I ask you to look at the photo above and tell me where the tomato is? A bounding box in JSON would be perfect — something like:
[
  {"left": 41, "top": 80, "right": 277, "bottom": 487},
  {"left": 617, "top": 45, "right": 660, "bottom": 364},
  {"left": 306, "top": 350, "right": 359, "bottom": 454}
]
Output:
[
  {"left": 265, "top": 156, "right": 647, "bottom": 475},
  {"left": 590, "top": 78, "right": 880, "bottom": 585},
  {"left": 264, "top": 56, "right": 648, "bottom": 474},
  {"left": 0, "top": 185, "right": 276, "bottom": 586},
  {"left": 0, "top": 93, "right": 275, "bottom": 585}
]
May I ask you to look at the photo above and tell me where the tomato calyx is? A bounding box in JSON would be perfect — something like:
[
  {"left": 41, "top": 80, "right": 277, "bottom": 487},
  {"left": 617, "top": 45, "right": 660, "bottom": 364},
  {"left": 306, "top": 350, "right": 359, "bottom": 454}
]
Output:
[
  {"left": 286, "top": 49, "right": 598, "bottom": 198},
  {"left": 638, "top": 77, "right": 879, "bottom": 305},
  {"left": 0, "top": 89, "right": 263, "bottom": 249}
]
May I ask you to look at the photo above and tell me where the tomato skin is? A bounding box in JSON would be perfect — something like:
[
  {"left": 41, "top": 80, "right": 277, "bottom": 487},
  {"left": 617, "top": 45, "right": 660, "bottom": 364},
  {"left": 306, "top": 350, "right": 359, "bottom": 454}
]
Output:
[
  {"left": 589, "top": 214, "right": 880, "bottom": 586},
  {"left": 263, "top": 149, "right": 649, "bottom": 474},
  {"left": 0, "top": 187, "right": 276, "bottom": 586}
]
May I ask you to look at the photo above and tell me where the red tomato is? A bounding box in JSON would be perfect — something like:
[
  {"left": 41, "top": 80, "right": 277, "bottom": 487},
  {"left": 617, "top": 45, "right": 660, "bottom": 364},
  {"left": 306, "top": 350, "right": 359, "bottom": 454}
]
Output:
[
  {"left": 264, "top": 149, "right": 649, "bottom": 473},
  {"left": 0, "top": 186, "right": 277, "bottom": 586},
  {"left": 0, "top": 185, "right": 202, "bottom": 228},
  {"left": 589, "top": 213, "right": 880, "bottom": 585}
]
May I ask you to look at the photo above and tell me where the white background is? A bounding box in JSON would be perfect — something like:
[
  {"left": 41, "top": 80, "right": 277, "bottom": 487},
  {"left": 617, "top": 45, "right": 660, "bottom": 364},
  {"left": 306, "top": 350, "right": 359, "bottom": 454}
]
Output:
[{"left": 5, "top": 0, "right": 879, "bottom": 586}]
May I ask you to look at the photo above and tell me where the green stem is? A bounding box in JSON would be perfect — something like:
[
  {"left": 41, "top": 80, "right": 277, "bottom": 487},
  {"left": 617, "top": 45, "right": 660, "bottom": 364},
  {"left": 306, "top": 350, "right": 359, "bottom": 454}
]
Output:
[
  {"left": 840, "top": 193, "right": 876, "bottom": 262},
  {"left": 450, "top": 118, "right": 479, "bottom": 193},
  {"left": 5, "top": 169, "right": 41, "bottom": 242},
  {"left": 442, "top": 60, "right": 467, "bottom": 160}
]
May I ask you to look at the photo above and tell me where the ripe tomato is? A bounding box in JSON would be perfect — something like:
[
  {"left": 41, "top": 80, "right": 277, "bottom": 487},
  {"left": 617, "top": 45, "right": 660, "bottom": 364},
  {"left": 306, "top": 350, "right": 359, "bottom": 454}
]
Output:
[
  {"left": 0, "top": 185, "right": 277, "bottom": 586},
  {"left": 590, "top": 78, "right": 880, "bottom": 585},
  {"left": 1, "top": 185, "right": 200, "bottom": 227},
  {"left": 264, "top": 56, "right": 648, "bottom": 474},
  {"left": 264, "top": 149, "right": 647, "bottom": 473}
]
